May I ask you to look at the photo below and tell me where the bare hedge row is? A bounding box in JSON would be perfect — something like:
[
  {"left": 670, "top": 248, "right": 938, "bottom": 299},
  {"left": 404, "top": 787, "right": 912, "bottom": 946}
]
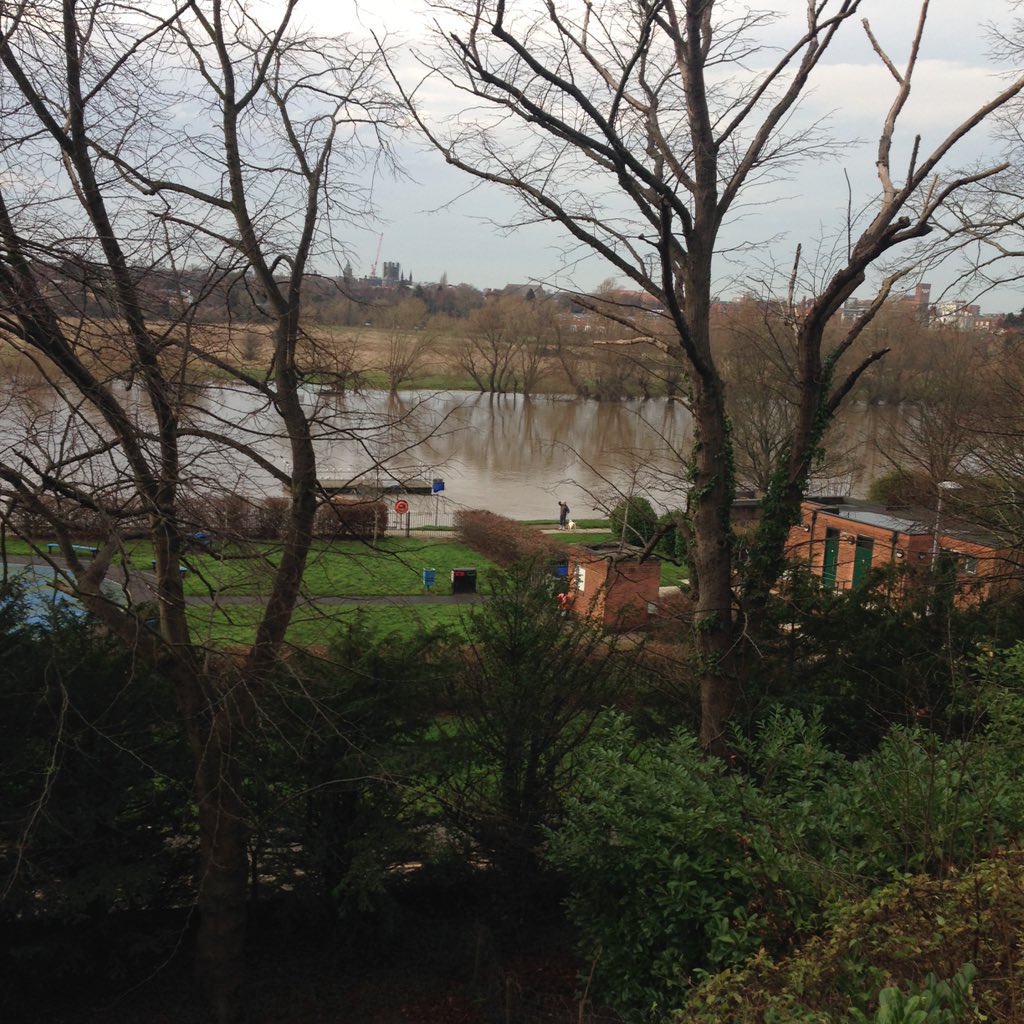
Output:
[
  {"left": 6, "top": 494, "right": 389, "bottom": 542},
  {"left": 454, "top": 509, "right": 563, "bottom": 567}
]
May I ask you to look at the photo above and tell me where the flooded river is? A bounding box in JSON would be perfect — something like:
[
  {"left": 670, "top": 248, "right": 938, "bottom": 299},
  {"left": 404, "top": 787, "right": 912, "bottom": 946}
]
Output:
[{"left": 0, "top": 384, "right": 899, "bottom": 521}]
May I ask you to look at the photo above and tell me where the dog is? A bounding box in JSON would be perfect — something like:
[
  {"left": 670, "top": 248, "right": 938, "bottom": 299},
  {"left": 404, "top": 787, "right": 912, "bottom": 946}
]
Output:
[{"left": 566, "top": 519, "right": 577, "bottom": 531}]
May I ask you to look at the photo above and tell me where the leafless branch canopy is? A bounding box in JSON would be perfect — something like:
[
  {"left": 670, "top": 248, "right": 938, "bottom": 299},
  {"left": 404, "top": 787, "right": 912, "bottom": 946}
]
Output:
[{"left": 396, "top": 0, "right": 1024, "bottom": 753}]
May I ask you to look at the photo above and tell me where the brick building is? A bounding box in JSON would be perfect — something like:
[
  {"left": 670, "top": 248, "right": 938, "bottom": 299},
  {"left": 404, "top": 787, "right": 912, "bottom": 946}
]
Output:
[
  {"left": 565, "top": 542, "right": 662, "bottom": 629},
  {"left": 787, "top": 498, "right": 1024, "bottom": 606}
]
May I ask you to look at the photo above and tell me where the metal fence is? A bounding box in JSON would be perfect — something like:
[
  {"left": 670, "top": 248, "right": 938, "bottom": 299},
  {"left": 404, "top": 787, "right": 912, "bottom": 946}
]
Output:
[{"left": 387, "top": 509, "right": 456, "bottom": 532}]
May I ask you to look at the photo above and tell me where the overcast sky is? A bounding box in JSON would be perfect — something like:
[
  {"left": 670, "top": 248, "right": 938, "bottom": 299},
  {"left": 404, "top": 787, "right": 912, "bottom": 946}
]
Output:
[{"left": 298, "top": 1, "right": 1024, "bottom": 310}]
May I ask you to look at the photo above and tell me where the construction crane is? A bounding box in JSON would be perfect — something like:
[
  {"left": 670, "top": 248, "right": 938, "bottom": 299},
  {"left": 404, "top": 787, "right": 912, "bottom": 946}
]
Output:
[{"left": 369, "top": 233, "right": 383, "bottom": 278}]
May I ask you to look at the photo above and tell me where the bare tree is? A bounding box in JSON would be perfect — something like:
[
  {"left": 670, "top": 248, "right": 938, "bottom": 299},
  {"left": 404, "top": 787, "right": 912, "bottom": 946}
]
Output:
[
  {"left": 0, "top": 1, "right": 397, "bottom": 1019},
  {"left": 378, "top": 294, "right": 436, "bottom": 390},
  {"left": 877, "top": 333, "right": 989, "bottom": 485},
  {"left": 951, "top": 335, "right": 1024, "bottom": 544},
  {"left": 398, "top": 0, "right": 1024, "bottom": 752},
  {"left": 456, "top": 293, "right": 524, "bottom": 392}
]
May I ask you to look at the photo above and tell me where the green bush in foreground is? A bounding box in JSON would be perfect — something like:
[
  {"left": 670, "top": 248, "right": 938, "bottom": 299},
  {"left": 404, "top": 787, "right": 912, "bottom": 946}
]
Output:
[
  {"left": 676, "top": 854, "right": 1015, "bottom": 1024},
  {"left": 547, "top": 645, "right": 1024, "bottom": 1022},
  {"left": 436, "top": 563, "right": 634, "bottom": 895},
  {"left": 547, "top": 712, "right": 845, "bottom": 1021}
]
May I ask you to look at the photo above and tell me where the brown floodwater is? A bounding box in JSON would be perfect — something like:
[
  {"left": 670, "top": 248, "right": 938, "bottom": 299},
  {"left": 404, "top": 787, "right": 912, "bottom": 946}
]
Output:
[{"left": 0, "top": 384, "right": 900, "bottom": 522}]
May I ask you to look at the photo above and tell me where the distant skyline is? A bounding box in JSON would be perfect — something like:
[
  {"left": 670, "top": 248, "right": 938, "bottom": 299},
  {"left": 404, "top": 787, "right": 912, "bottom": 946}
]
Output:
[{"left": 305, "top": 1, "right": 1024, "bottom": 312}]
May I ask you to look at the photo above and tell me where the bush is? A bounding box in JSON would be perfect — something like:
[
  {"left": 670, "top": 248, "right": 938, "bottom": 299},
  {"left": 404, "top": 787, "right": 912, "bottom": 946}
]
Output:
[
  {"left": 677, "top": 859, "right": 1004, "bottom": 1024},
  {"left": 242, "top": 616, "right": 445, "bottom": 917},
  {"left": 743, "top": 565, "right": 999, "bottom": 756},
  {"left": 548, "top": 677, "right": 1024, "bottom": 1022},
  {"left": 609, "top": 495, "right": 658, "bottom": 547},
  {"left": 314, "top": 497, "right": 388, "bottom": 540},
  {"left": 437, "top": 565, "right": 633, "bottom": 896},
  {"left": 252, "top": 495, "right": 290, "bottom": 539},
  {"left": 657, "top": 508, "right": 687, "bottom": 562},
  {"left": 8, "top": 492, "right": 149, "bottom": 540},
  {"left": 0, "top": 601, "right": 193, "bottom": 982},
  {"left": 867, "top": 469, "right": 933, "bottom": 507},
  {"left": 179, "top": 492, "right": 255, "bottom": 540},
  {"left": 10, "top": 490, "right": 390, "bottom": 545},
  {"left": 454, "top": 509, "right": 562, "bottom": 566},
  {"left": 177, "top": 493, "right": 387, "bottom": 542},
  {"left": 547, "top": 714, "right": 831, "bottom": 1021}
]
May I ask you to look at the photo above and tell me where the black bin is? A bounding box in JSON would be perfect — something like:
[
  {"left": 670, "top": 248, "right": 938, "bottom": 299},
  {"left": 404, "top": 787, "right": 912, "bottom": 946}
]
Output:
[{"left": 451, "top": 567, "right": 477, "bottom": 594}]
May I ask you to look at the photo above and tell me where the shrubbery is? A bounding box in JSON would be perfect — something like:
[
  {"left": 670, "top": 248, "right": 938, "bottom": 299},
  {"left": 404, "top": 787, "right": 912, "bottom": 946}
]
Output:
[
  {"left": 609, "top": 495, "right": 659, "bottom": 547},
  {"left": 9, "top": 502, "right": 1024, "bottom": 1022},
  {"left": 8, "top": 492, "right": 149, "bottom": 539},
  {"left": 679, "top": 868, "right": 1003, "bottom": 1024},
  {"left": 0, "top": 594, "right": 193, "bottom": 981},
  {"left": 454, "top": 509, "right": 562, "bottom": 566},
  {"left": 10, "top": 492, "right": 389, "bottom": 543},
  {"left": 314, "top": 497, "right": 389, "bottom": 540},
  {"left": 436, "top": 564, "right": 634, "bottom": 894},
  {"left": 547, "top": 712, "right": 840, "bottom": 1021},
  {"left": 547, "top": 653, "right": 1024, "bottom": 1022}
]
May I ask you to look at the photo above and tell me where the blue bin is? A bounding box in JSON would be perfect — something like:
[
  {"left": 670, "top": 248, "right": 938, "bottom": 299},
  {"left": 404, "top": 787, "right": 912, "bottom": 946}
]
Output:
[{"left": 422, "top": 567, "right": 437, "bottom": 589}]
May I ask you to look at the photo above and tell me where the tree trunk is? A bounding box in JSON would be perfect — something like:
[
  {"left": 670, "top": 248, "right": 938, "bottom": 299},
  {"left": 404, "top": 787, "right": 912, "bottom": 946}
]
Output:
[
  {"left": 689, "top": 377, "right": 740, "bottom": 756},
  {"left": 180, "top": 670, "right": 251, "bottom": 1024}
]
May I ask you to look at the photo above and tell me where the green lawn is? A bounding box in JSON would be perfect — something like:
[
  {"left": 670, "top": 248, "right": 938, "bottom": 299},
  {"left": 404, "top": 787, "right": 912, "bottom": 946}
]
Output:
[
  {"left": 5, "top": 537, "right": 496, "bottom": 598},
  {"left": 548, "top": 531, "right": 617, "bottom": 546},
  {"left": 4, "top": 532, "right": 686, "bottom": 643},
  {"left": 179, "top": 538, "right": 493, "bottom": 597},
  {"left": 186, "top": 601, "right": 470, "bottom": 647}
]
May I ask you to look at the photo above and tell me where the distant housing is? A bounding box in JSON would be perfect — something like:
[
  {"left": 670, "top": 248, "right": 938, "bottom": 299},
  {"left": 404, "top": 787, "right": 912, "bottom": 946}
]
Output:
[{"left": 839, "top": 282, "right": 1005, "bottom": 331}]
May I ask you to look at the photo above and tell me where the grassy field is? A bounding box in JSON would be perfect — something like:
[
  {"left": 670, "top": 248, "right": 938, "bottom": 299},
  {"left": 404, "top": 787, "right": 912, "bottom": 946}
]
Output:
[
  {"left": 3, "top": 537, "right": 493, "bottom": 642},
  {"left": 4, "top": 531, "right": 687, "bottom": 590},
  {"left": 179, "top": 537, "right": 495, "bottom": 598},
  {"left": 3, "top": 537, "right": 497, "bottom": 597},
  {"left": 186, "top": 601, "right": 470, "bottom": 647},
  {"left": 4, "top": 528, "right": 687, "bottom": 641}
]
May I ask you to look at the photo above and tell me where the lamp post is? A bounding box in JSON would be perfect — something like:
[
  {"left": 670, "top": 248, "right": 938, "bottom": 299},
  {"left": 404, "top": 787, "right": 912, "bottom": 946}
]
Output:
[{"left": 930, "top": 480, "right": 962, "bottom": 569}]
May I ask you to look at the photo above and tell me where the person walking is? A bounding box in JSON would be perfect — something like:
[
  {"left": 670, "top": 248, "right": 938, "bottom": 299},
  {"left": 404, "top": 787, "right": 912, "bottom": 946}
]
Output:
[{"left": 558, "top": 500, "right": 570, "bottom": 530}]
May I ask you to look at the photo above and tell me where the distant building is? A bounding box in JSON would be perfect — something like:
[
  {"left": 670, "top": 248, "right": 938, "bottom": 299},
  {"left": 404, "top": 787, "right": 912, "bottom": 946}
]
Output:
[
  {"left": 838, "top": 281, "right": 1005, "bottom": 331},
  {"left": 934, "top": 301, "right": 982, "bottom": 329},
  {"left": 786, "top": 497, "right": 1024, "bottom": 606}
]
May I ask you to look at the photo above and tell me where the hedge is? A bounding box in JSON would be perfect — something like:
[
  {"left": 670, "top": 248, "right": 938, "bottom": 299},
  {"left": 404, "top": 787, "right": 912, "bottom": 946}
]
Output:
[
  {"left": 454, "top": 509, "right": 562, "bottom": 567},
  {"left": 8, "top": 493, "right": 388, "bottom": 543}
]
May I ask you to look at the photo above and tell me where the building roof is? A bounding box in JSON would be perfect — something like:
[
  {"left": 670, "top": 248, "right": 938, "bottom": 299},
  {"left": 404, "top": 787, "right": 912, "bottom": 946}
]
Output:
[
  {"left": 814, "top": 505, "right": 930, "bottom": 535},
  {"left": 807, "top": 498, "right": 1013, "bottom": 550},
  {"left": 579, "top": 541, "right": 661, "bottom": 561}
]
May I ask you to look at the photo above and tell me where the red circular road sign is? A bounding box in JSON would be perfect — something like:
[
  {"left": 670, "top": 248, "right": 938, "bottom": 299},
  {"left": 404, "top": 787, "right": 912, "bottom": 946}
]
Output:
[{"left": 394, "top": 499, "right": 410, "bottom": 515}]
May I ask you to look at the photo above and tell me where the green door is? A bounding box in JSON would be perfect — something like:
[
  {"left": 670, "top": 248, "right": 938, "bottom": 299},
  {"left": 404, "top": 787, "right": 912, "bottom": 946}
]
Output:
[
  {"left": 852, "top": 536, "right": 874, "bottom": 587},
  {"left": 822, "top": 528, "right": 840, "bottom": 589}
]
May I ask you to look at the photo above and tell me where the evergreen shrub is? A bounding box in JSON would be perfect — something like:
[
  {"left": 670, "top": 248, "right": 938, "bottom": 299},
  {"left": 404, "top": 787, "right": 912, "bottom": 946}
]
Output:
[{"left": 609, "top": 495, "right": 658, "bottom": 546}]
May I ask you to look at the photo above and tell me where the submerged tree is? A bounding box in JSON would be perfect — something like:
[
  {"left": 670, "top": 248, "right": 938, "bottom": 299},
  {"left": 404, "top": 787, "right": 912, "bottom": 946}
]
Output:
[
  {"left": 0, "top": 1, "right": 398, "bottom": 1019},
  {"left": 401, "top": 0, "right": 1024, "bottom": 751}
]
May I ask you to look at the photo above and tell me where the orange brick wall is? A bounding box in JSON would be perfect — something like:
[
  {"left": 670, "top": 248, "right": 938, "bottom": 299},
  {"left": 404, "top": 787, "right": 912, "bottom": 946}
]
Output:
[
  {"left": 786, "top": 503, "right": 1024, "bottom": 606},
  {"left": 786, "top": 509, "right": 928, "bottom": 591},
  {"left": 566, "top": 544, "right": 661, "bottom": 629}
]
